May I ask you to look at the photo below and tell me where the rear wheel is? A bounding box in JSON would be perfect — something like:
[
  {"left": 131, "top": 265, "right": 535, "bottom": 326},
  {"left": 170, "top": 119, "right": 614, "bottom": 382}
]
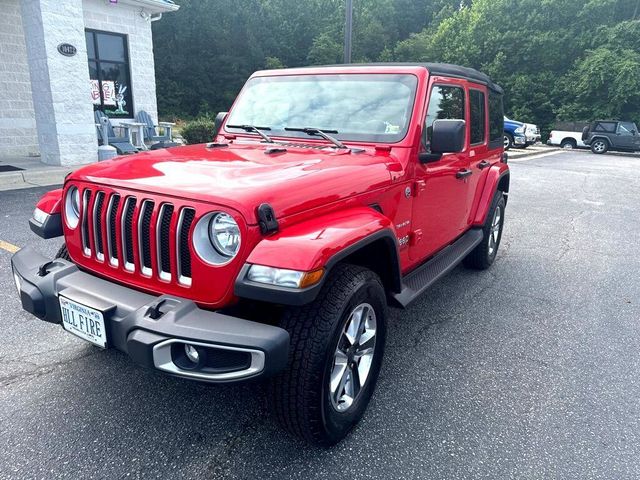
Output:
[
  {"left": 268, "top": 264, "right": 387, "bottom": 446},
  {"left": 560, "top": 139, "right": 576, "bottom": 149},
  {"left": 591, "top": 139, "right": 608, "bottom": 154},
  {"left": 464, "top": 192, "right": 506, "bottom": 270}
]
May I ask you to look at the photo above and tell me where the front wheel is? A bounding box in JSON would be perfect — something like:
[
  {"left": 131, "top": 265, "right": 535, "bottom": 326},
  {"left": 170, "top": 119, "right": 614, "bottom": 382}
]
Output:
[
  {"left": 268, "top": 264, "right": 387, "bottom": 446},
  {"left": 464, "top": 192, "right": 506, "bottom": 270},
  {"left": 591, "top": 139, "right": 608, "bottom": 154},
  {"left": 503, "top": 134, "right": 514, "bottom": 150}
]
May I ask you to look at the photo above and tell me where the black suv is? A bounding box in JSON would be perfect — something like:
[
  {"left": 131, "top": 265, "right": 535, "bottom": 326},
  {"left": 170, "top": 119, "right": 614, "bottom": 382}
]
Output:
[{"left": 582, "top": 120, "right": 640, "bottom": 154}]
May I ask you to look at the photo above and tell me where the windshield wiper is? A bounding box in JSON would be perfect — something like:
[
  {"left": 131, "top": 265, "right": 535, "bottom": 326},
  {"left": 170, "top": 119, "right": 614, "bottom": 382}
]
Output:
[
  {"left": 226, "top": 124, "right": 274, "bottom": 143},
  {"left": 284, "top": 127, "right": 347, "bottom": 149}
]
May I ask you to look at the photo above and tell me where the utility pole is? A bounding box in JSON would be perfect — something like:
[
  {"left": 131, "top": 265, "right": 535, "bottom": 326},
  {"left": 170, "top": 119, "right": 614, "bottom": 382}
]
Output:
[{"left": 344, "top": 0, "right": 353, "bottom": 64}]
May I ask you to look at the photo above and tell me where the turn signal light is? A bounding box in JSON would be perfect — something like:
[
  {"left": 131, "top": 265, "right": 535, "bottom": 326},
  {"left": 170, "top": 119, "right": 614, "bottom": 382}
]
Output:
[{"left": 299, "top": 268, "right": 324, "bottom": 288}]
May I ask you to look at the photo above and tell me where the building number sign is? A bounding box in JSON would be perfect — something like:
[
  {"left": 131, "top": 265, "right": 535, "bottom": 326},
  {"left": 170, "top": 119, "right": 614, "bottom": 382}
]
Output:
[{"left": 57, "top": 43, "right": 77, "bottom": 57}]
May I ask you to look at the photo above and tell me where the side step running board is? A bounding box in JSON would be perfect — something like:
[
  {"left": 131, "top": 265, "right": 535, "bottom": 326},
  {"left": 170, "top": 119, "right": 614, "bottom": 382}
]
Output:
[{"left": 392, "top": 228, "right": 483, "bottom": 308}]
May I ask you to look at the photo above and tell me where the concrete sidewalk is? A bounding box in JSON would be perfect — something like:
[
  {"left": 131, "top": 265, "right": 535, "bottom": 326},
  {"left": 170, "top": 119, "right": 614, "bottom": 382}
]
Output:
[{"left": 0, "top": 155, "right": 83, "bottom": 191}]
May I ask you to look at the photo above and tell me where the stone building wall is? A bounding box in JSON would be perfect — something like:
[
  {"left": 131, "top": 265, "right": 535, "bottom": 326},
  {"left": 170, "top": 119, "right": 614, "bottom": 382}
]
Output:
[{"left": 0, "top": 0, "right": 39, "bottom": 157}]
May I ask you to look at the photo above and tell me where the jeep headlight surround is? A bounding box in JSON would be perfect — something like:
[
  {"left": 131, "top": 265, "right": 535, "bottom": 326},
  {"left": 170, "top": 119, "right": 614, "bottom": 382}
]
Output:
[
  {"left": 193, "top": 211, "right": 242, "bottom": 265},
  {"left": 64, "top": 186, "right": 80, "bottom": 229}
]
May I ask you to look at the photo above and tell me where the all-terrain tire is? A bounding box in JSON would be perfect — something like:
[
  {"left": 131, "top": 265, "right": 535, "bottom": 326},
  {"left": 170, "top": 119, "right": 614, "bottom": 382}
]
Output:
[
  {"left": 55, "top": 244, "right": 72, "bottom": 261},
  {"left": 590, "top": 138, "right": 609, "bottom": 154},
  {"left": 463, "top": 192, "right": 506, "bottom": 270},
  {"left": 268, "top": 264, "right": 387, "bottom": 446}
]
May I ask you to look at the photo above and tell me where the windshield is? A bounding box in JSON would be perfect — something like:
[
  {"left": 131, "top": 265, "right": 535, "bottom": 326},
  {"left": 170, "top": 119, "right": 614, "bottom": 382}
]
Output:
[{"left": 225, "top": 74, "right": 418, "bottom": 143}]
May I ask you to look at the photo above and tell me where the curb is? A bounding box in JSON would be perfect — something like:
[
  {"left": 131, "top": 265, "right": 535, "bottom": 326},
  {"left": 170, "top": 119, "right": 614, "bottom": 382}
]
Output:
[{"left": 0, "top": 168, "right": 73, "bottom": 191}]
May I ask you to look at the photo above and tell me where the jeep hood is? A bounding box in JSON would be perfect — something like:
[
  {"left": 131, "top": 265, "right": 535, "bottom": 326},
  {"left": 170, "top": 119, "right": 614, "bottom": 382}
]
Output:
[{"left": 69, "top": 143, "right": 398, "bottom": 223}]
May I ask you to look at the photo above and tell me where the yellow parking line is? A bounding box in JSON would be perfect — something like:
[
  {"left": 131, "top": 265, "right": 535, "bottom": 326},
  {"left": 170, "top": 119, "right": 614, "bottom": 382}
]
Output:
[{"left": 0, "top": 240, "right": 20, "bottom": 253}]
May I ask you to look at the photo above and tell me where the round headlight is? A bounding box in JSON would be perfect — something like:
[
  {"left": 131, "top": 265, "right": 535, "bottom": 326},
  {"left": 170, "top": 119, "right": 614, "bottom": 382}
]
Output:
[
  {"left": 209, "top": 213, "right": 241, "bottom": 257},
  {"left": 65, "top": 186, "right": 80, "bottom": 229}
]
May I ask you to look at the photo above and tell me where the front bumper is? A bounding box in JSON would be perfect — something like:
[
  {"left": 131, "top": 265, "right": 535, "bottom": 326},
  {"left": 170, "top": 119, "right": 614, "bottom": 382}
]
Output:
[
  {"left": 11, "top": 247, "right": 289, "bottom": 383},
  {"left": 513, "top": 135, "right": 527, "bottom": 145},
  {"left": 525, "top": 134, "right": 541, "bottom": 144}
]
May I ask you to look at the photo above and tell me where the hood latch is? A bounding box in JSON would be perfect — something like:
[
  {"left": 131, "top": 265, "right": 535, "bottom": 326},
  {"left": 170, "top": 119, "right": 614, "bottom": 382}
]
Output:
[{"left": 257, "top": 203, "right": 279, "bottom": 235}]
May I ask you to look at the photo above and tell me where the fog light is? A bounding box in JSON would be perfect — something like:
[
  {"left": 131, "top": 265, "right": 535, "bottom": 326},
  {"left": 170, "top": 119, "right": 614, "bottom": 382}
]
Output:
[
  {"left": 32, "top": 208, "right": 48, "bottom": 225},
  {"left": 184, "top": 344, "right": 200, "bottom": 364},
  {"left": 13, "top": 271, "right": 21, "bottom": 293}
]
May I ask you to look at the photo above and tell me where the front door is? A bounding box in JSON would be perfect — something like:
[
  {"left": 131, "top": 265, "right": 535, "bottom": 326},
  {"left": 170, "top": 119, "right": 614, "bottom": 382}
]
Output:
[
  {"left": 615, "top": 122, "right": 640, "bottom": 151},
  {"left": 410, "top": 82, "right": 471, "bottom": 262}
]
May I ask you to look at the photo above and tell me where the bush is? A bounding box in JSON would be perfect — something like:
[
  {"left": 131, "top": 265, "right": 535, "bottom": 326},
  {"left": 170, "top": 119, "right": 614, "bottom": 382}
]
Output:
[{"left": 181, "top": 118, "right": 215, "bottom": 145}]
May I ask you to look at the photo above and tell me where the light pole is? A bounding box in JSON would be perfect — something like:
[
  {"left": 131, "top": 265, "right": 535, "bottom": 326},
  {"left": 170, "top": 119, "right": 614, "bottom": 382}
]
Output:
[{"left": 344, "top": 0, "right": 353, "bottom": 63}]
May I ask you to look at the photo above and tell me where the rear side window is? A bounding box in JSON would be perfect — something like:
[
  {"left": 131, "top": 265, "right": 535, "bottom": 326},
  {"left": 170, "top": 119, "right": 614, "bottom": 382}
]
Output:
[
  {"left": 488, "top": 90, "right": 504, "bottom": 149},
  {"left": 595, "top": 122, "right": 616, "bottom": 133},
  {"left": 469, "top": 89, "right": 486, "bottom": 145},
  {"left": 424, "top": 85, "right": 465, "bottom": 149}
]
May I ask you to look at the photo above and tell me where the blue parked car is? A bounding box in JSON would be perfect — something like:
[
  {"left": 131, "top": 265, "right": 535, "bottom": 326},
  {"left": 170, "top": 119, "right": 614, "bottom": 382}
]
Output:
[{"left": 503, "top": 117, "right": 526, "bottom": 150}]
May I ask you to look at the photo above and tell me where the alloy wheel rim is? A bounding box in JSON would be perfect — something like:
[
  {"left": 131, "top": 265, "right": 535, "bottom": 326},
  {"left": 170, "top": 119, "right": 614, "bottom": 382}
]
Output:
[
  {"left": 593, "top": 141, "right": 605, "bottom": 152},
  {"left": 503, "top": 136, "right": 510, "bottom": 148},
  {"left": 329, "top": 303, "right": 377, "bottom": 413},
  {"left": 488, "top": 205, "right": 502, "bottom": 256}
]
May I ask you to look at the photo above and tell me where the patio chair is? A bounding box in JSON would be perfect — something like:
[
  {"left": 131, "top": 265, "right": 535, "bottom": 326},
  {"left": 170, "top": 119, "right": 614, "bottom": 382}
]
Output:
[
  {"left": 94, "top": 110, "right": 137, "bottom": 155},
  {"left": 135, "top": 110, "right": 177, "bottom": 148}
]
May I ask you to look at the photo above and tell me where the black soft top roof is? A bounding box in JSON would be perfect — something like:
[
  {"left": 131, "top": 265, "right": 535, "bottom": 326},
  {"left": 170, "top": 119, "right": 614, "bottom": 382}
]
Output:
[{"left": 320, "top": 62, "right": 504, "bottom": 94}]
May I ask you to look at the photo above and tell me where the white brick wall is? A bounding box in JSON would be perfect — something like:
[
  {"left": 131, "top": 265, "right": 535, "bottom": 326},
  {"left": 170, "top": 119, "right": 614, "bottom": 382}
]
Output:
[
  {"left": 0, "top": 0, "right": 39, "bottom": 157},
  {"left": 83, "top": 0, "right": 159, "bottom": 126},
  {"left": 21, "top": 0, "right": 98, "bottom": 165}
]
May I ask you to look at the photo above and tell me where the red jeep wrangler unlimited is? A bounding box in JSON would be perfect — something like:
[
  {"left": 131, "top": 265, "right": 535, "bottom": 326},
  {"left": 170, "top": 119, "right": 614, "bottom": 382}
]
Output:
[{"left": 12, "top": 63, "right": 508, "bottom": 445}]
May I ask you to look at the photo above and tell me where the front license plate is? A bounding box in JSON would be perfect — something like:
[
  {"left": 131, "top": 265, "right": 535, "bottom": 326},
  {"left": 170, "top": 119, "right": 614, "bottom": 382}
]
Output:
[{"left": 59, "top": 296, "right": 107, "bottom": 348}]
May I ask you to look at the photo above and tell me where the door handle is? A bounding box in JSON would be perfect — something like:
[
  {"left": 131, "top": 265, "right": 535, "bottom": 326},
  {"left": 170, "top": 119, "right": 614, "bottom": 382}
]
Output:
[
  {"left": 477, "top": 160, "right": 491, "bottom": 170},
  {"left": 456, "top": 169, "right": 472, "bottom": 179}
]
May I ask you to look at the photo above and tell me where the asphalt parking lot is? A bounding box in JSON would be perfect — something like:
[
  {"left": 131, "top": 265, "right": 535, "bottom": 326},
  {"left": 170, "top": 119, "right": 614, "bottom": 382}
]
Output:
[{"left": 1, "top": 149, "right": 639, "bottom": 479}]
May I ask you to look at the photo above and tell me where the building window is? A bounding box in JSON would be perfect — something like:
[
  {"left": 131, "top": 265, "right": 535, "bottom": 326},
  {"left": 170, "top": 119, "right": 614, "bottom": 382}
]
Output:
[
  {"left": 469, "top": 89, "right": 486, "bottom": 145},
  {"left": 86, "top": 29, "right": 133, "bottom": 117}
]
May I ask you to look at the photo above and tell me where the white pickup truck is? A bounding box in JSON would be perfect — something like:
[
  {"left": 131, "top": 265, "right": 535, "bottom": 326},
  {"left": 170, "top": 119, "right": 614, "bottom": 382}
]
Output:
[{"left": 547, "top": 130, "right": 587, "bottom": 149}]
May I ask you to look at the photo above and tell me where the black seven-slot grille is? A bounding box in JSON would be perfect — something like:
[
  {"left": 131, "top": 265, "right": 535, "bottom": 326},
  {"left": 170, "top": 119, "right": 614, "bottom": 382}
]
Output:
[{"left": 79, "top": 188, "right": 196, "bottom": 287}]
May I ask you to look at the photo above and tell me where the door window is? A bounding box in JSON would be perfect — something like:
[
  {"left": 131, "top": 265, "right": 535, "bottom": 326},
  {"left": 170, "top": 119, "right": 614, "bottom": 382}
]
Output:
[
  {"left": 469, "top": 89, "right": 486, "bottom": 145},
  {"left": 423, "top": 85, "right": 465, "bottom": 150},
  {"left": 617, "top": 122, "right": 637, "bottom": 135}
]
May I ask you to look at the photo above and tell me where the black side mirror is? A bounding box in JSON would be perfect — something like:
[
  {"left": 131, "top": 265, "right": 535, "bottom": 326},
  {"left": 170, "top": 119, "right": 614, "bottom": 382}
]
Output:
[
  {"left": 214, "top": 111, "right": 228, "bottom": 137},
  {"left": 431, "top": 119, "right": 465, "bottom": 153},
  {"left": 419, "top": 119, "right": 465, "bottom": 163}
]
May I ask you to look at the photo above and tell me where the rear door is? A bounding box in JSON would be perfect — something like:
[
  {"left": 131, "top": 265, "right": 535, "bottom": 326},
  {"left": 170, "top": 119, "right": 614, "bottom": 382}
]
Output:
[
  {"left": 465, "top": 87, "right": 489, "bottom": 226},
  {"left": 410, "top": 80, "right": 470, "bottom": 262},
  {"left": 466, "top": 86, "right": 504, "bottom": 224}
]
